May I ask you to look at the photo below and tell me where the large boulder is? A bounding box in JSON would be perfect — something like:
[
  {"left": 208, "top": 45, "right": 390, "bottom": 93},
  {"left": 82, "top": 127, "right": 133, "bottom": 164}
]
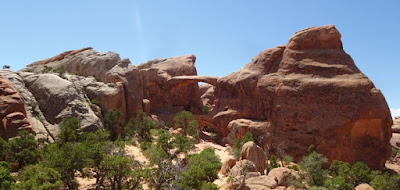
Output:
[
  {"left": 268, "top": 167, "right": 295, "bottom": 187},
  {"left": 241, "top": 141, "right": 266, "bottom": 175},
  {"left": 0, "top": 73, "right": 32, "bottom": 139},
  {"left": 208, "top": 25, "right": 392, "bottom": 169},
  {"left": 230, "top": 159, "right": 258, "bottom": 178},
  {"left": 22, "top": 73, "right": 102, "bottom": 132}
]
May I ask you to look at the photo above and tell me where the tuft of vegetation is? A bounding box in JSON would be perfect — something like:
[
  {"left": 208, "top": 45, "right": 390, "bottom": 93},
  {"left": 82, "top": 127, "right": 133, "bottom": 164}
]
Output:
[
  {"left": 233, "top": 132, "right": 254, "bottom": 160},
  {"left": 202, "top": 104, "right": 209, "bottom": 114},
  {"left": 178, "top": 148, "right": 221, "bottom": 189},
  {"left": 41, "top": 65, "right": 53, "bottom": 73},
  {"left": 0, "top": 161, "right": 15, "bottom": 190},
  {"left": 17, "top": 164, "right": 63, "bottom": 190},
  {"left": 269, "top": 154, "right": 280, "bottom": 171}
]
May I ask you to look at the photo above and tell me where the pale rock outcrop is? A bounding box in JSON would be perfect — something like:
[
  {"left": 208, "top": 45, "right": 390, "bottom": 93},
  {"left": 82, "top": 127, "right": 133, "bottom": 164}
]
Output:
[
  {"left": 267, "top": 167, "right": 294, "bottom": 186},
  {"left": 241, "top": 141, "right": 266, "bottom": 175},
  {"left": 0, "top": 70, "right": 55, "bottom": 140},
  {"left": 22, "top": 73, "right": 102, "bottom": 132},
  {"left": 23, "top": 48, "right": 144, "bottom": 119},
  {"left": 206, "top": 25, "right": 392, "bottom": 169},
  {"left": 0, "top": 73, "right": 32, "bottom": 139}
]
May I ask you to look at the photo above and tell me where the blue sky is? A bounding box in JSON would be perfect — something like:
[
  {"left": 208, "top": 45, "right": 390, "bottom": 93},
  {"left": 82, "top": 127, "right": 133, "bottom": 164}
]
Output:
[{"left": 1, "top": 1, "right": 399, "bottom": 116}]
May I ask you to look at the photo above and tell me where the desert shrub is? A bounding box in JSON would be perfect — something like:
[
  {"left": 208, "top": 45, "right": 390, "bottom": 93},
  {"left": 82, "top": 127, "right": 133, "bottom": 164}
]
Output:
[
  {"left": 144, "top": 129, "right": 195, "bottom": 189},
  {"left": 104, "top": 110, "right": 134, "bottom": 141},
  {"left": 283, "top": 154, "right": 293, "bottom": 165},
  {"left": 299, "top": 151, "right": 328, "bottom": 187},
  {"left": 324, "top": 176, "right": 351, "bottom": 190},
  {"left": 17, "top": 164, "right": 63, "bottom": 190},
  {"left": 351, "top": 161, "right": 372, "bottom": 185},
  {"left": 174, "top": 110, "right": 200, "bottom": 138},
  {"left": 233, "top": 132, "right": 254, "bottom": 160},
  {"left": 200, "top": 182, "right": 219, "bottom": 190},
  {"left": 101, "top": 155, "right": 136, "bottom": 190},
  {"left": 269, "top": 154, "right": 280, "bottom": 170},
  {"left": 42, "top": 142, "right": 87, "bottom": 189},
  {"left": 5, "top": 131, "right": 40, "bottom": 168},
  {"left": 53, "top": 65, "right": 66, "bottom": 76},
  {"left": 58, "top": 117, "right": 81, "bottom": 143},
  {"left": 370, "top": 173, "right": 400, "bottom": 190},
  {"left": 134, "top": 111, "right": 159, "bottom": 142},
  {"left": 178, "top": 148, "right": 221, "bottom": 189},
  {"left": 0, "top": 162, "right": 15, "bottom": 190},
  {"left": 391, "top": 147, "right": 399, "bottom": 161},
  {"left": 329, "top": 160, "right": 352, "bottom": 179},
  {"left": 202, "top": 104, "right": 209, "bottom": 114},
  {"left": 41, "top": 65, "right": 53, "bottom": 73}
]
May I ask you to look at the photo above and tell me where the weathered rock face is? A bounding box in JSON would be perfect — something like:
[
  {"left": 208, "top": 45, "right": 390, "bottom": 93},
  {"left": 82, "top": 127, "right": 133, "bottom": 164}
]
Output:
[
  {"left": 138, "top": 55, "right": 203, "bottom": 118},
  {"left": 23, "top": 48, "right": 144, "bottom": 119},
  {"left": 22, "top": 73, "right": 102, "bottom": 131},
  {"left": 0, "top": 70, "right": 55, "bottom": 140},
  {"left": 0, "top": 74, "right": 32, "bottom": 139},
  {"left": 207, "top": 25, "right": 392, "bottom": 169}
]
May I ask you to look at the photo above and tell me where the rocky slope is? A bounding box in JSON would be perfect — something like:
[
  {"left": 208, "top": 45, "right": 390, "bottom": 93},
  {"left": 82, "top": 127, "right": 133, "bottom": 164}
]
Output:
[{"left": 0, "top": 25, "right": 392, "bottom": 170}]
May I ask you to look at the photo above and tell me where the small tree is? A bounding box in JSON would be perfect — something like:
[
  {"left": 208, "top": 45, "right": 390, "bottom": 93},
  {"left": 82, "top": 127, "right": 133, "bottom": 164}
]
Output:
[
  {"left": 144, "top": 129, "right": 195, "bottom": 190},
  {"left": 299, "top": 151, "right": 328, "bottom": 187},
  {"left": 101, "top": 155, "right": 137, "bottom": 190},
  {"left": 104, "top": 110, "right": 134, "bottom": 141},
  {"left": 174, "top": 110, "right": 200, "bottom": 138},
  {"left": 134, "top": 111, "right": 159, "bottom": 142},
  {"left": 5, "top": 131, "right": 40, "bottom": 168}
]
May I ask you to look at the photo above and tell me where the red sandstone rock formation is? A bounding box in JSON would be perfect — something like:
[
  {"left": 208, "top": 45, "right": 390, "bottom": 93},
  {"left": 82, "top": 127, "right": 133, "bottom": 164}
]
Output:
[
  {"left": 207, "top": 25, "right": 392, "bottom": 169},
  {"left": 0, "top": 75, "right": 32, "bottom": 139}
]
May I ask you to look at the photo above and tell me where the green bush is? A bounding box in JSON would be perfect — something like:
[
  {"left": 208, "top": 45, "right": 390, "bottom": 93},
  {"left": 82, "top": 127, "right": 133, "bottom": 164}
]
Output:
[
  {"left": 0, "top": 162, "right": 15, "bottom": 190},
  {"left": 174, "top": 110, "right": 200, "bottom": 138},
  {"left": 351, "top": 161, "right": 372, "bottom": 185},
  {"left": 178, "top": 148, "right": 221, "bottom": 189},
  {"left": 58, "top": 117, "right": 81, "bottom": 143},
  {"left": 329, "top": 160, "right": 351, "bottom": 179},
  {"left": 233, "top": 132, "right": 254, "bottom": 160},
  {"left": 370, "top": 173, "right": 400, "bottom": 190},
  {"left": 324, "top": 176, "right": 351, "bottom": 190},
  {"left": 134, "top": 111, "right": 159, "bottom": 142},
  {"left": 269, "top": 154, "right": 280, "bottom": 170},
  {"left": 17, "top": 164, "right": 63, "bottom": 190},
  {"left": 5, "top": 131, "right": 40, "bottom": 168},
  {"left": 202, "top": 104, "right": 209, "bottom": 115},
  {"left": 101, "top": 155, "right": 135, "bottom": 190},
  {"left": 299, "top": 151, "right": 328, "bottom": 187}
]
